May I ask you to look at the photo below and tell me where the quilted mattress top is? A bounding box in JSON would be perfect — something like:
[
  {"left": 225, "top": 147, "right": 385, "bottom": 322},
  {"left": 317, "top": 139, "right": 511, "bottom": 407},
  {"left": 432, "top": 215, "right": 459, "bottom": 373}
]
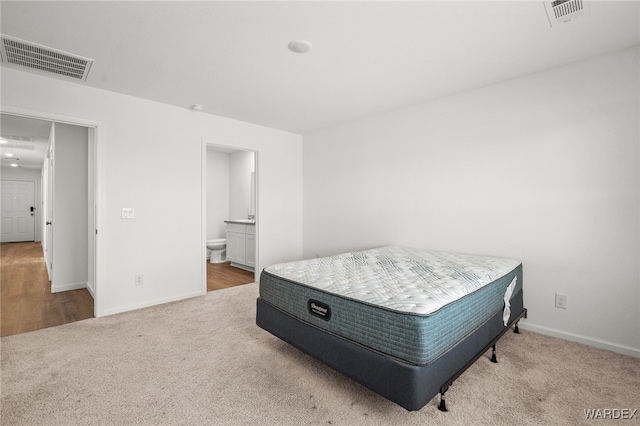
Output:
[{"left": 264, "top": 246, "right": 521, "bottom": 315}]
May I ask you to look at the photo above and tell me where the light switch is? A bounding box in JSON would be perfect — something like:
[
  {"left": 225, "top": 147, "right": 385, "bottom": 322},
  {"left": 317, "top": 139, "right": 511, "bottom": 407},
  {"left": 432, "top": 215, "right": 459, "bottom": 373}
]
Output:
[{"left": 121, "top": 208, "right": 135, "bottom": 219}]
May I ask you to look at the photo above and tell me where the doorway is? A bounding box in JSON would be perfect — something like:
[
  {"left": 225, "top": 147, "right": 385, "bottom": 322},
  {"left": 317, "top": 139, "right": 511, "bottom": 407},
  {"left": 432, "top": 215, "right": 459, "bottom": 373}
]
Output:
[
  {"left": 204, "top": 144, "right": 258, "bottom": 292},
  {"left": 0, "top": 180, "right": 36, "bottom": 242},
  {"left": 0, "top": 111, "right": 99, "bottom": 334}
]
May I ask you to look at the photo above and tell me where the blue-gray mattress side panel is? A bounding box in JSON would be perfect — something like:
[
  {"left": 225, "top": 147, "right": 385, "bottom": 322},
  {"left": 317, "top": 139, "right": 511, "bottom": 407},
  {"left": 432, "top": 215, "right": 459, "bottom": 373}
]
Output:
[{"left": 259, "top": 264, "right": 522, "bottom": 365}]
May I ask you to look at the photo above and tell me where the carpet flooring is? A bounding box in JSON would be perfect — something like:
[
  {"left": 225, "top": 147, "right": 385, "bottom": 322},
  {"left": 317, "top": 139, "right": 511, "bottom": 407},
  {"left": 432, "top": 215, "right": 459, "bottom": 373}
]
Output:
[{"left": 1, "top": 282, "right": 638, "bottom": 425}]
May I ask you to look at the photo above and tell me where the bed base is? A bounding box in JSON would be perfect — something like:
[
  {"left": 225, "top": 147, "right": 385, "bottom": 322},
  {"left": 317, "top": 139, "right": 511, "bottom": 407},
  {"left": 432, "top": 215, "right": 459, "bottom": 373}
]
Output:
[{"left": 256, "top": 290, "right": 526, "bottom": 412}]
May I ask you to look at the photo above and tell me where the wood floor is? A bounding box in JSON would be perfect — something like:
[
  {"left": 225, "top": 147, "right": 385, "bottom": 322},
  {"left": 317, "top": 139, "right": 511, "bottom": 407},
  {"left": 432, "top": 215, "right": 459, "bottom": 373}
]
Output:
[
  {"left": 1, "top": 241, "right": 94, "bottom": 337},
  {"left": 1, "top": 242, "right": 254, "bottom": 337},
  {"left": 207, "top": 261, "right": 255, "bottom": 291}
]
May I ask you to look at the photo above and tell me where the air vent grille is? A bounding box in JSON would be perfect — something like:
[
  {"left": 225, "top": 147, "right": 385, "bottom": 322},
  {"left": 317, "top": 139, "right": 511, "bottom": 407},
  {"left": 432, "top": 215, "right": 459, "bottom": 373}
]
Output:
[
  {"left": 0, "top": 135, "right": 34, "bottom": 143},
  {"left": 0, "top": 35, "right": 93, "bottom": 81},
  {"left": 544, "top": 0, "right": 589, "bottom": 27},
  {"left": 0, "top": 143, "right": 35, "bottom": 151}
]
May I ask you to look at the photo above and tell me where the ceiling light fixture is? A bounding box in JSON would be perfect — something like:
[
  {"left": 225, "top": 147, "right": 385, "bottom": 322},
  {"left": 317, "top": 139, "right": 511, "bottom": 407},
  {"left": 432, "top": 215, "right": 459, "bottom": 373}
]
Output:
[
  {"left": 10, "top": 163, "right": 18, "bottom": 167},
  {"left": 288, "top": 40, "right": 312, "bottom": 54},
  {"left": 190, "top": 104, "right": 204, "bottom": 112},
  {"left": 0, "top": 137, "right": 7, "bottom": 144},
  {"left": 4, "top": 153, "right": 14, "bottom": 157}
]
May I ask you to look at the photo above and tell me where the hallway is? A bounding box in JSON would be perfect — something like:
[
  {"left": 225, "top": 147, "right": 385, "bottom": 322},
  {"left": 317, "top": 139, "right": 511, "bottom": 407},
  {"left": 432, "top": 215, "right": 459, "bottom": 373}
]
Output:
[{"left": 1, "top": 241, "right": 94, "bottom": 337}]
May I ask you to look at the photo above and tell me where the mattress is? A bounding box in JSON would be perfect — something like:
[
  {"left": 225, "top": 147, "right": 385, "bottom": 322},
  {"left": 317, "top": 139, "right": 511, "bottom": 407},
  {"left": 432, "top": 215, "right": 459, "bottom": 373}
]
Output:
[{"left": 260, "top": 246, "right": 522, "bottom": 365}]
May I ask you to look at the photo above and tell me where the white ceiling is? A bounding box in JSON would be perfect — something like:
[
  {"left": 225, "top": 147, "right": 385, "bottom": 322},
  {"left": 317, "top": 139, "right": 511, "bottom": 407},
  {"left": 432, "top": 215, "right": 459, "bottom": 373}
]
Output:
[
  {"left": 0, "top": 114, "right": 50, "bottom": 170},
  {"left": 0, "top": 1, "right": 638, "bottom": 135}
]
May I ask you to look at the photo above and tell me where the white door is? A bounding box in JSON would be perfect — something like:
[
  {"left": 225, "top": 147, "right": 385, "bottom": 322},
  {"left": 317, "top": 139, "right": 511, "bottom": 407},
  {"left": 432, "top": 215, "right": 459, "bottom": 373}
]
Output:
[{"left": 1, "top": 180, "right": 36, "bottom": 242}]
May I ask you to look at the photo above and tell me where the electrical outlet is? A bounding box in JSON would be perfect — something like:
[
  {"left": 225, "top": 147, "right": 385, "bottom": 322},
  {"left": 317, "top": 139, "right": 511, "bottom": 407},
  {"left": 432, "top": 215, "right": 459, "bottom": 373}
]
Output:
[
  {"left": 555, "top": 293, "right": 567, "bottom": 309},
  {"left": 135, "top": 274, "right": 144, "bottom": 286}
]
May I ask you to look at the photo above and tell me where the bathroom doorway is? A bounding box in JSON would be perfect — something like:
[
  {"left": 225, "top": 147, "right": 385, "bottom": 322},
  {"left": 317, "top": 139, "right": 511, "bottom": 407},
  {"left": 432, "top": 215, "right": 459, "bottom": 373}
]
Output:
[{"left": 204, "top": 144, "right": 257, "bottom": 292}]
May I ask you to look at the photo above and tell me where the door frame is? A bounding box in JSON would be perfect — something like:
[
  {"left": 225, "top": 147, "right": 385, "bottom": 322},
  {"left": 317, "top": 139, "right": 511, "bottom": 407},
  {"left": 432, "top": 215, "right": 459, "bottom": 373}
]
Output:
[
  {"left": 1, "top": 105, "right": 103, "bottom": 317},
  {"left": 44, "top": 123, "right": 54, "bottom": 280},
  {"left": 201, "top": 140, "right": 259, "bottom": 293}
]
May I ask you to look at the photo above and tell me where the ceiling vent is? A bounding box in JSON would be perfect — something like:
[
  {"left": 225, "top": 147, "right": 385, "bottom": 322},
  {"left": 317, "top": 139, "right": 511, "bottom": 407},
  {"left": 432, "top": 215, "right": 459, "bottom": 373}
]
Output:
[
  {"left": 1, "top": 143, "right": 35, "bottom": 151},
  {"left": 544, "top": 0, "right": 590, "bottom": 27},
  {"left": 0, "top": 35, "right": 93, "bottom": 81},
  {"left": 0, "top": 135, "right": 34, "bottom": 143}
]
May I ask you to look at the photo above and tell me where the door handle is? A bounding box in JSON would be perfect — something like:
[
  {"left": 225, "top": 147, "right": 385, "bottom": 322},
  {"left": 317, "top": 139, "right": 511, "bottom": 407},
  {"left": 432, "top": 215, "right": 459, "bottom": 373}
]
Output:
[
  {"left": 30, "top": 206, "right": 35, "bottom": 212},
  {"left": 46, "top": 221, "right": 52, "bottom": 225}
]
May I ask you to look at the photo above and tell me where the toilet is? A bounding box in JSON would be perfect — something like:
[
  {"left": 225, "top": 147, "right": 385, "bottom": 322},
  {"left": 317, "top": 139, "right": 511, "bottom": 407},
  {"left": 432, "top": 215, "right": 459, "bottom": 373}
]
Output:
[{"left": 206, "top": 238, "right": 227, "bottom": 263}]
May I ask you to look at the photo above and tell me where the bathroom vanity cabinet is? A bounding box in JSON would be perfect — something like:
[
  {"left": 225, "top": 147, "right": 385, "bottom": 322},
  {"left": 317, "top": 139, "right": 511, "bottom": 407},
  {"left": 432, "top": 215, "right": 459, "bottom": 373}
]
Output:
[{"left": 225, "top": 222, "right": 255, "bottom": 270}]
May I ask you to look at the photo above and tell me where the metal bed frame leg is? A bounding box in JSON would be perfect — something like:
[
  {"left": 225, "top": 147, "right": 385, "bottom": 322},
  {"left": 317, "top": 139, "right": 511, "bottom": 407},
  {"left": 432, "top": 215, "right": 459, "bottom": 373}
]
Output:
[
  {"left": 438, "top": 386, "right": 449, "bottom": 412},
  {"left": 515, "top": 309, "right": 527, "bottom": 334},
  {"left": 436, "top": 308, "right": 527, "bottom": 412}
]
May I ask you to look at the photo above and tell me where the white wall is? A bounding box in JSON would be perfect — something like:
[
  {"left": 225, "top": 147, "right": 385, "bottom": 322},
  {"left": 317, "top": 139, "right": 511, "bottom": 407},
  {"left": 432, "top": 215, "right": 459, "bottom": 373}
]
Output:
[
  {"left": 206, "top": 150, "right": 229, "bottom": 240},
  {"left": 1, "top": 67, "right": 303, "bottom": 317},
  {"left": 52, "top": 122, "right": 89, "bottom": 292},
  {"left": 303, "top": 47, "right": 639, "bottom": 356},
  {"left": 0, "top": 167, "right": 42, "bottom": 242},
  {"left": 229, "top": 150, "right": 255, "bottom": 219}
]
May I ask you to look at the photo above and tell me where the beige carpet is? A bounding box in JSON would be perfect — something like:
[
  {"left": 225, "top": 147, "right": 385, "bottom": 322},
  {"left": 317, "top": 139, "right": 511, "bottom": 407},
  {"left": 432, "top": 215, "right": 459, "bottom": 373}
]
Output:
[{"left": 1, "top": 283, "right": 638, "bottom": 425}]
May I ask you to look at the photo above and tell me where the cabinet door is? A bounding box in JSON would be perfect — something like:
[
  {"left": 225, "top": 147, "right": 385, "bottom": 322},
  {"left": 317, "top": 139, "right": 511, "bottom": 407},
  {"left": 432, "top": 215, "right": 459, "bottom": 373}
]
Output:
[
  {"left": 246, "top": 235, "right": 256, "bottom": 267},
  {"left": 236, "top": 232, "right": 247, "bottom": 264},
  {"left": 226, "top": 231, "right": 242, "bottom": 263}
]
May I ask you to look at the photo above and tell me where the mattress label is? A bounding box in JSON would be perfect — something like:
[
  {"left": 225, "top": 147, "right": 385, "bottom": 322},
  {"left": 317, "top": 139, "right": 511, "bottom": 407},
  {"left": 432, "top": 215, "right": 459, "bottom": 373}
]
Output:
[{"left": 308, "top": 299, "right": 331, "bottom": 321}]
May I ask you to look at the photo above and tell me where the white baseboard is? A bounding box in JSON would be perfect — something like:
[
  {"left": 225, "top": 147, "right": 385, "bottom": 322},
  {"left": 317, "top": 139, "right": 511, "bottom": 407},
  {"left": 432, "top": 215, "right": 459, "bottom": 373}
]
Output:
[
  {"left": 100, "top": 290, "right": 205, "bottom": 317},
  {"left": 229, "top": 262, "right": 255, "bottom": 272},
  {"left": 519, "top": 321, "right": 639, "bottom": 358},
  {"left": 51, "top": 282, "right": 87, "bottom": 293}
]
